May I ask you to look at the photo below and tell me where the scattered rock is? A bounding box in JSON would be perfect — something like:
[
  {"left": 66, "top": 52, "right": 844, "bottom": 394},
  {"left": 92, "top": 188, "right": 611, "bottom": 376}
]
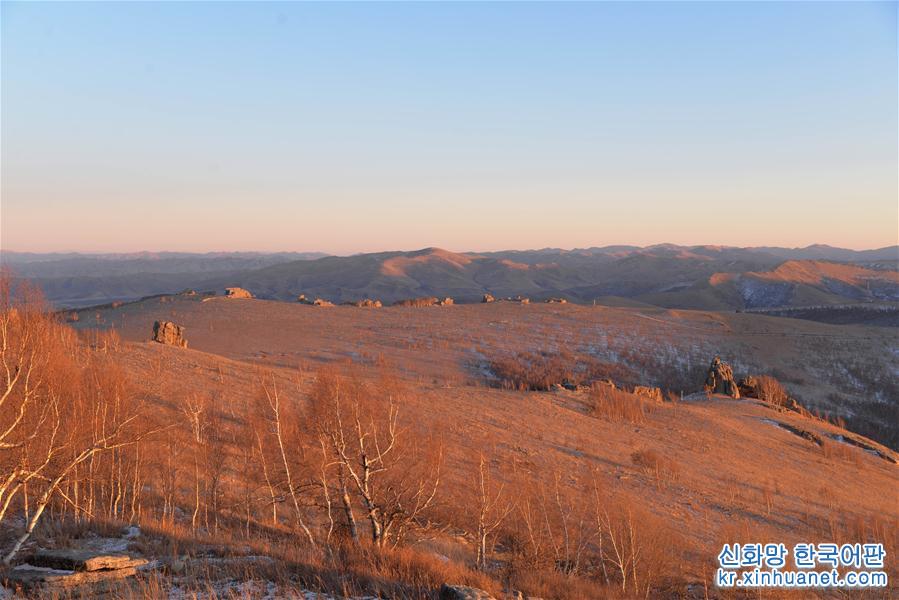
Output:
[
  {"left": 297, "top": 294, "right": 312, "bottom": 304},
  {"left": 438, "top": 584, "right": 497, "bottom": 600},
  {"left": 633, "top": 385, "right": 663, "bottom": 404},
  {"left": 703, "top": 357, "right": 740, "bottom": 398},
  {"left": 224, "top": 287, "right": 254, "bottom": 299},
  {"left": 482, "top": 294, "right": 495, "bottom": 303},
  {"left": 393, "top": 297, "right": 439, "bottom": 307},
  {"left": 345, "top": 298, "right": 382, "bottom": 308},
  {"left": 152, "top": 321, "right": 187, "bottom": 348}
]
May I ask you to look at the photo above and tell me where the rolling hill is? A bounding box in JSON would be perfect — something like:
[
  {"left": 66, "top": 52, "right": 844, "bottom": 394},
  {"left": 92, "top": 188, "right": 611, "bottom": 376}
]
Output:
[{"left": 3, "top": 245, "right": 897, "bottom": 310}]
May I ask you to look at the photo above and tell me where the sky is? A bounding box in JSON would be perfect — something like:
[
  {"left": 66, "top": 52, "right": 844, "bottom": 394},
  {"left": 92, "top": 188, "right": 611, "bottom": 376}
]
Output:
[{"left": 1, "top": 1, "right": 897, "bottom": 254}]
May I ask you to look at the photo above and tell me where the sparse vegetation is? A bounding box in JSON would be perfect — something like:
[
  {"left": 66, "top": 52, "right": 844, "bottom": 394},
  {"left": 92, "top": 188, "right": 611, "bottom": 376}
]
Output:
[
  {"left": 486, "top": 350, "right": 633, "bottom": 391},
  {"left": 0, "top": 272, "right": 895, "bottom": 599},
  {"left": 630, "top": 448, "right": 680, "bottom": 488},
  {"left": 589, "top": 384, "right": 652, "bottom": 424},
  {"left": 752, "top": 375, "right": 791, "bottom": 407}
]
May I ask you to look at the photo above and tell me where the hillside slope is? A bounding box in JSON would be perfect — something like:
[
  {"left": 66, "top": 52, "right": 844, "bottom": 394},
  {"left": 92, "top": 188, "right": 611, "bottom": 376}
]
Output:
[
  {"left": 10, "top": 245, "right": 898, "bottom": 309},
  {"left": 206, "top": 249, "right": 899, "bottom": 309},
  {"left": 51, "top": 299, "right": 899, "bottom": 597},
  {"left": 75, "top": 295, "right": 899, "bottom": 449}
]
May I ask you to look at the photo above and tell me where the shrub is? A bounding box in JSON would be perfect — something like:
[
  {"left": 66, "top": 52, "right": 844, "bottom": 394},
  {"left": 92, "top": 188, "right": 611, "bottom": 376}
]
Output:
[
  {"left": 487, "top": 350, "right": 633, "bottom": 391},
  {"left": 590, "top": 384, "right": 652, "bottom": 424},
  {"left": 630, "top": 448, "right": 680, "bottom": 487},
  {"left": 754, "top": 375, "right": 791, "bottom": 407}
]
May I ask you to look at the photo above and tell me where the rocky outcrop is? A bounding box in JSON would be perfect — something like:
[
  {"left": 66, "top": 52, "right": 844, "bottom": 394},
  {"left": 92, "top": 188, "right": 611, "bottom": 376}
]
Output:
[
  {"left": 739, "top": 375, "right": 806, "bottom": 413},
  {"left": 594, "top": 378, "right": 616, "bottom": 391},
  {"left": 345, "top": 298, "right": 382, "bottom": 308},
  {"left": 703, "top": 357, "right": 739, "bottom": 398},
  {"left": 438, "top": 584, "right": 497, "bottom": 600},
  {"left": 393, "top": 297, "right": 439, "bottom": 307},
  {"left": 482, "top": 293, "right": 495, "bottom": 303},
  {"left": 633, "top": 385, "right": 663, "bottom": 403},
  {"left": 738, "top": 376, "right": 761, "bottom": 399},
  {"left": 6, "top": 548, "right": 149, "bottom": 597},
  {"left": 152, "top": 321, "right": 187, "bottom": 348},
  {"left": 28, "top": 549, "right": 147, "bottom": 572},
  {"left": 224, "top": 287, "right": 253, "bottom": 299}
]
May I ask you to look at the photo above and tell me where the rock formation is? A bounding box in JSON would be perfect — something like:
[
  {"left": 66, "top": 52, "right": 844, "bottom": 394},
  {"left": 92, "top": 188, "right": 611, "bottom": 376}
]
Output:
[
  {"left": 633, "top": 385, "right": 663, "bottom": 403},
  {"left": 393, "top": 297, "right": 439, "bottom": 307},
  {"left": 738, "top": 375, "right": 760, "bottom": 398},
  {"left": 152, "top": 321, "right": 188, "bottom": 348},
  {"left": 438, "top": 584, "right": 497, "bottom": 600},
  {"left": 345, "top": 298, "right": 382, "bottom": 308},
  {"left": 6, "top": 548, "right": 148, "bottom": 596},
  {"left": 594, "top": 378, "right": 616, "bottom": 391},
  {"left": 703, "top": 357, "right": 740, "bottom": 398},
  {"left": 224, "top": 287, "right": 254, "bottom": 299}
]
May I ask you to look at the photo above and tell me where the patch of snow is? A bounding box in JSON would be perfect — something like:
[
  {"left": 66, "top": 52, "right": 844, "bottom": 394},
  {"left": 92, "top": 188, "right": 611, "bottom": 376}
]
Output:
[
  {"left": 829, "top": 434, "right": 880, "bottom": 457},
  {"left": 163, "top": 579, "right": 378, "bottom": 600},
  {"left": 88, "top": 536, "right": 131, "bottom": 553},
  {"left": 123, "top": 525, "right": 141, "bottom": 539},
  {"left": 12, "top": 564, "right": 74, "bottom": 575}
]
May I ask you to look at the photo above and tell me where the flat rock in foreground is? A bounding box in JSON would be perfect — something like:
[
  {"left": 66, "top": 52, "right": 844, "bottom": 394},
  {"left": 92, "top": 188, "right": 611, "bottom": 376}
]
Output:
[
  {"left": 30, "top": 548, "right": 147, "bottom": 572},
  {"left": 4, "top": 564, "right": 139, "bottom": 594}
]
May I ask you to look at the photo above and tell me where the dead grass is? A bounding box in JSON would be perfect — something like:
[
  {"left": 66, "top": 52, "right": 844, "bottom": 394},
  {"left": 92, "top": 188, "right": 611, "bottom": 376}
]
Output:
[
  {"left": 3, "top": 286, "right": 897, "bottom": 599},
  {"left": 589, "top": 384, "right": 652, "bottom": 424},
  {"left": 630, "top": 448, "right": 680, "bottom": 488},
  {"left": 486, "top": 350, "right": 633, "bottom": 391},
  {"left": 820, "top": 437, "right": 863, "bottom": 467}
]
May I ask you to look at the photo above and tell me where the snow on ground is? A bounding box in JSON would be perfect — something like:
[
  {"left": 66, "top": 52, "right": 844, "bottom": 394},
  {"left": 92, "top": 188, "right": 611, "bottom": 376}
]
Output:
[{"left": 165, "top": 579, "right": 379, "bottom": 600}]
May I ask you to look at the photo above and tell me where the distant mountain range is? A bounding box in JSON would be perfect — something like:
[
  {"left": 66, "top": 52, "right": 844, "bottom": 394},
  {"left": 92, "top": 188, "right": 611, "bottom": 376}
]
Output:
[{"left": 2, "top": 245, "right": 896, "bottom": 310}]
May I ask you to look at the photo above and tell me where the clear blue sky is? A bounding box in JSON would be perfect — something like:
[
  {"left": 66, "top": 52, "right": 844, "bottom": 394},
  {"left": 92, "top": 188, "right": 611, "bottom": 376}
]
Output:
[{"left": 2, "top": 1, "right": 896, "bottom": 253}]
